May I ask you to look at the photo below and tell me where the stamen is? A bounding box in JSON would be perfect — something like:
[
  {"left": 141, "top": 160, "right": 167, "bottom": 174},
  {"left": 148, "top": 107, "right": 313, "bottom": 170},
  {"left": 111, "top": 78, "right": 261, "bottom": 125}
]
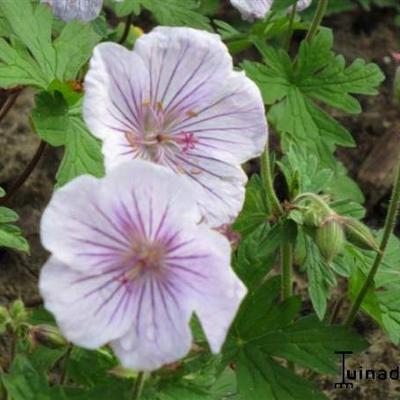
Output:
[
  {"left": 176, "top": 132, "right": 198, "bottom": 152},
  {"left": 186, "top": 110, "right": 198, "bottom": 118}
]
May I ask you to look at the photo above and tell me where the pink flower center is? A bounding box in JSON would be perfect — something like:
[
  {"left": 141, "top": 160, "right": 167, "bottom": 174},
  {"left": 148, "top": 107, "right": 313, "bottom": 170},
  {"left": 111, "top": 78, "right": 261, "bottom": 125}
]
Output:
[
  {"left": 125, "top": 101, "right": 199, "bottom": 162},
  {"left": 121, "top": 239, "right": 167, "bottom": 284}
]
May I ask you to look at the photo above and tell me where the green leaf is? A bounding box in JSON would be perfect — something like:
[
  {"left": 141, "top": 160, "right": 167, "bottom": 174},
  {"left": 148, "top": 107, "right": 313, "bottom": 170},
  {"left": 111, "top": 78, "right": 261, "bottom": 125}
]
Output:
[
  {"left": 0, "top": 0, "right": 99, "bottom": 88},
  {"left": 245, "top": 29, "right": 384, "bottom": 166},
  {"left": 278, "top": 146, "right": 334, "bottom": 197},
  {"left": 32, "top": 91, "right": 104, "bottom": 187},
  {"left": 0, "top": 190, "right": 29, "bottom": 253},
  {"left": 347, "top": 231, "right": 400, "bottom": 345},
  {"left": 63, "top": 381, "right": 131, "bottom": 400},
  {"left": 223, "top": 278, "right": 326, "bottom": 399},
  {"left": 236, "top": 349, "right": 326, "bottom": 400},
  {"left": 210, "top": 368, "right": 240, "bottom": 399},
  {"left": 1, "top": 355, "right": 64, "bottom": 400},
  {"left": 66, "top": 347, "right": 117, "bottom": 387},
  {"left": 138, "top": 0, "right": 211, "bottom": 30},
  {"left": 303, "top": 233, "right": 336, "bottom": 320},
  {"left": 0, "top": 0, "right": 56, "bottom": 78},
  {"left": 222, "top": 276, "right": 366, "bottom": 398},
  {"left": 348, "top": 233, "right": 400, "bottom": 344},
  {"left": 114, "top": 0, "right": 141, "bottom": 17},
  {"left": 0, "top": 206, "right": 18, "bottom": 223},
  {"left": 232, "top": 174, "right": 271, "bottom": 236},
  {"left": 158, "top": 386, "right": 211, "bottom": 400},
  {"left": 258, "top": 315, "right": 368, "bottom": 374},
  {"left": 53, "top": 21, "right": 100, "bottom": 81},
  {"left": 233, "top": 224, "right": 282, "bottom": 287}
]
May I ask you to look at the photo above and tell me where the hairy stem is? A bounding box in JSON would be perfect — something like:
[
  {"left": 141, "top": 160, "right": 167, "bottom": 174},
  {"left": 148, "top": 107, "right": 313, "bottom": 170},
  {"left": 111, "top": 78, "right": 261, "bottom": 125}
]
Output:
[
  {"left": 119, "top": 13, "right": 133, "bottom": 44},
  {"left": 281, "top": 241, "right": 294, "bottom": 371},
  {"left": 285, "top": 0, "right": 298, "bottom": 51},
  {"left": 260, "top": 144, "right": 283, "bottom": 217},
  {"left": 281, "top": 241, "right": 293, "bottom": 301},
  {"left": 59, "top": 345, "right": 73, "bottom": 385},
  {"left": 345, "top": 156, "right": 400, "bottom": 327},
  {"left": 132, "top": 372, "right": 145, "bottom": 400},
  {"left": 0, "top": 140, "right": 46, "bottom": 206},
  {"left": 293, "top": 192, "right": 333, "bottom": 215},
  {"left": 305, "top": 0, "right": 328, "bottom": 42}
]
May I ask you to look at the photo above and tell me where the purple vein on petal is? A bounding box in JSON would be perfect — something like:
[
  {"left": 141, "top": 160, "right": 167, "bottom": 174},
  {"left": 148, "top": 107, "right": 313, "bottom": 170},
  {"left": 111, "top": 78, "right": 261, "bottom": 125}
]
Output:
[
  {"left": 131, "top": 190, "right": 147, "bottom": 237},
  {"left": 166, "top": 238, "right": 194, "bottom": 254},
  {"left": 155, "top": 279, "right": 175, "bottom": 327},
  {"left": 135, "top": 279, "right": 147, "bottom": 335},
  {"left": 166, "top": 261, "right": 207, "bottom": 277},
  {"left": 90, "top": 202, "right": 131, "bottom": 247},
  {"left": 159, "top": 42, "right": 190, "bottom": 104},
  {"left": 163, "top": 50, "right": 210, "bottom": 114},
  {"left": 153, "top": 204, "right": 170, "bottom": 241}
]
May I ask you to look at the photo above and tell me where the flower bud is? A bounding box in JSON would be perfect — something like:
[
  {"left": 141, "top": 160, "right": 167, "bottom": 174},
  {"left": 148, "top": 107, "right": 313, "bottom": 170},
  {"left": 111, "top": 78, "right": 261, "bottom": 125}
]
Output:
[
  {"left": 343, "top": 218, "right": 379, "bottom": 252},
  {"left": 315, "top": 217, "right": 345, "bottom": 262},
  {"left": 9, "top": 299, "right": 27, "bottom": 323},
  {"left": 31, "top": 325, "right": 68, "bottom": 349},
  {"left": 303, "top": 207, "right": 323, "bottom": 227}
]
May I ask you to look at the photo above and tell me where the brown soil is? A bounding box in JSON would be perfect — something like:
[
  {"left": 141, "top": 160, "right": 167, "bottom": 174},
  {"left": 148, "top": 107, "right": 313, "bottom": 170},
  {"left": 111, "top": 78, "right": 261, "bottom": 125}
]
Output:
[{"left": 0, "top": 5, "right": 399, "bottom": 399}]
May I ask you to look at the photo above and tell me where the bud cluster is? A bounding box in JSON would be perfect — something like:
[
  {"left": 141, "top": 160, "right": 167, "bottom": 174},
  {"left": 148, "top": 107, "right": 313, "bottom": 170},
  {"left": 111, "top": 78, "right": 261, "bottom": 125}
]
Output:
[{"left": 294, "top": 193, "right": 379, "bottom": 262}]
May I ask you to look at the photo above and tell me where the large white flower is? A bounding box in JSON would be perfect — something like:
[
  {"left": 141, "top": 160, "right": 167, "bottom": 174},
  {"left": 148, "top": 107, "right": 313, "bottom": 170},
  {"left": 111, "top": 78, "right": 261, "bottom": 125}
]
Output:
[
  {"left": 83, "top": 27, "right": 267, "bottom": 227},
  {"left": 39, "top": 160, "right": 247, "bottom": 371},
  {"left": 230, "top": 0, "right": 312, "bottom": 21}
]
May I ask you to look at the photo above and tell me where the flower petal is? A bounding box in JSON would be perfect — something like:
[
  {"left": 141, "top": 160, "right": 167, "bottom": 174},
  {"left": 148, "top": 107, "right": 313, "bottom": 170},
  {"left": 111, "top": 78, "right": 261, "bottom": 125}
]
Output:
[
  {"left": 41, "top": 175, "right": 132, "bottom": 273},
  {"left": 166, "top": 153, "right": 247, "bottom": 226},
  {"left": 133, "top": 27, "right": 233, "bottom": 115},
  {"left": 41, "top": 161, "right": 201, "bottom": 271},
  {"left": 39, "top": 257, "right": 134, "bottom": 348},
  {"left": 42, "top": 0, "right": 103, "bottom": 22},
  {"left": 230, "top": 0, "right": 272, "bottom": 21},
  {"left": 164, "top": 226, "right": 247, "bottom": 353},
  {"left": 84, "top": 42, "right": 150, "bottom": 142},
  {"left": 170, "top": 70, "right": 267, "bottom": 164},
  {"left": 110, "top": 275, "right": 193, "bottom": 371}
]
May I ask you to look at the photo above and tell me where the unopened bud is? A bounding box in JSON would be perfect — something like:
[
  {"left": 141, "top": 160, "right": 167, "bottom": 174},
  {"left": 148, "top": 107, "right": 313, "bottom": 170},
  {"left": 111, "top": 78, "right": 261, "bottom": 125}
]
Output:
[
  {"left": 303, "top": 207, "right": 323, "bottom": 227},
  {"left": 315, "top": 217, "right": 345, "bottom": 262},
  {"left": 9, "top": 299, "right": 27, "bottom": 323},
  {"left": 297, "top": 194, "right": 334, "bottom": 228},
  {"left": 31, "top": 325, "right": 68, "bottom": 349},
  {"left": 343, "top": 218, "right": 379, "bottom": 252}
]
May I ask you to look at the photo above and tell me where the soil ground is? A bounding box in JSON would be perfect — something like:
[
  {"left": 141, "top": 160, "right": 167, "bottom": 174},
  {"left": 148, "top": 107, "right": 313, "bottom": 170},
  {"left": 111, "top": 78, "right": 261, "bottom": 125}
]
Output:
[{"left": 0, "top": 4, "right": 399, "bottom": 399}]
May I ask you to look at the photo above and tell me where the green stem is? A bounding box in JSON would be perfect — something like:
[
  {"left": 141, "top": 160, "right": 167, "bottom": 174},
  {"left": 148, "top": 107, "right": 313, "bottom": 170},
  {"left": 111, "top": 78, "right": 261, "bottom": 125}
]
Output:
[
  {"left": 59, "top": 345, "right": 73, "bottom": 385},
  {"left": 305, "top": 0, "right": 328, "bottom": 42},
  {"left": 132, "top": 372, "right": 145, "bottom": 400},
  {"left": 344, "top": 156, "right": 400, "bottom": 327},
  {"left": 285, "top": 0, "right": 298, "bottom": 51},
  {"left": 119, "top": 13, "right": 133, "bottom": 45},
  {"left": 0, "top": 140, "right": 46, "bottom": 206},
  {"left": 281, "top": 242, "right": 293, "bottom": 301},
  {"left": 260, "top": 144, "right": 283, "bottom": 217},
  {"left": 281, "top": 241, "right": 294, "bottom": 371}
]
